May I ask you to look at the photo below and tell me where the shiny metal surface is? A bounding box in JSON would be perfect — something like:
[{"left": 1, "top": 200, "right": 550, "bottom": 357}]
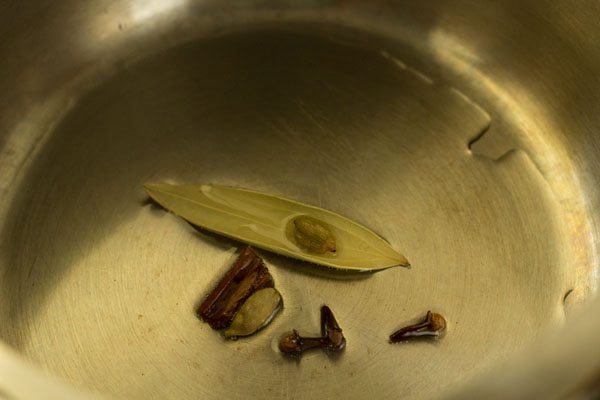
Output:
[{"left": 0, "top": 1, "right": 599, "bottom": 400}]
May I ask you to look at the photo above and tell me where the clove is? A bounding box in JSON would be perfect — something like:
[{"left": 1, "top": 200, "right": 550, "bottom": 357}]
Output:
[
  {"left": 278, "top": 330, "right": 325, "bottom": 355},
  {"left": 389, "top": 311, "right": 446, "bottom": 343},
  {"left": 279, "top": 305, "right": 346, "bottom": 357},
  {"left": 320, "top": 305, "right": 346, "bottom": 351}
]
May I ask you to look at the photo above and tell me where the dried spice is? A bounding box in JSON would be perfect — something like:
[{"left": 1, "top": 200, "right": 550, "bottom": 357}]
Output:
[
  {"left": 278, "top": 330, "right": 323, "bottom": 355},
  {"left": 389, "top": 311, "right": 446, "bottom": 343},
  {"left": 223, "top": 288, "right": 283, "bottom": 339},
  {"left": 198, "top": 247, "right": 274, "bottom": 330},
  {"left": 288, "top": 215, "right": 336, "bottom": 254},
  {"left": 144, "top": 183, "right": 410, "bottom": 272},
  {"left": 320, "top": 305, "right": 346, "bottom": 351},
  {"left": 279, "top": 305, "right": 346, "bottom": 357}
]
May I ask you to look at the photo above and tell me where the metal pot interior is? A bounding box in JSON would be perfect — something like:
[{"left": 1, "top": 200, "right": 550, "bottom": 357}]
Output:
[{"left": 0, "top": 3, "right": 598, "bottom": 399}]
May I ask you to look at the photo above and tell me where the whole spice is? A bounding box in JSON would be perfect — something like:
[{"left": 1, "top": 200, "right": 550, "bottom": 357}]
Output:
[
  {"left": 278, "top": 330, "right": 324, "bottom": 355},
  {"left": 279, "top": 305, "right": 346, "bottom": 357},
  {"left": 389, "top": 311, "right": 446, "bottom": 343},
  {"left": 223, "top": 288, "right": 283, "bottom": 339},
  {"left": 289, "top": 215, "right": 336, "bottom": 254},
  {"left": 198, "top": 247, "right": 274, "bottom": 330},
  {"left": 320, "top": 305, "right": 346, "bottom": 351},
  {"left": 144, "top": 183, "right": 410, "bottom": 272}
]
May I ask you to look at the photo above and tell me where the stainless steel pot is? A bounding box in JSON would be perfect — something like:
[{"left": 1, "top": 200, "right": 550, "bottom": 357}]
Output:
[{"left": 1, "top": 1, "right": 599, "bottom": 399}]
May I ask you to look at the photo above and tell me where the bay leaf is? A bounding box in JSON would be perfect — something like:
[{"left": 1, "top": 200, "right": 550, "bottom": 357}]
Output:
[{"left": 144, "top": 183, "right": 410, "bottom": 272}]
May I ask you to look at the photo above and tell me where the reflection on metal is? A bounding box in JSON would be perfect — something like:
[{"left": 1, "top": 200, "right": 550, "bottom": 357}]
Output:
[
  {"left": 431, "top": 27, "right": 596, "bottom": 299},
  {"left": 130, "top": 0, "right": 187, "bottom": 23}
]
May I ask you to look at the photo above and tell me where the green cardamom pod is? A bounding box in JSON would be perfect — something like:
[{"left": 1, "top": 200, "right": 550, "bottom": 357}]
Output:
[
  {"left": 223, "top": 288, "right": 283, "bottom": 339},
  {"left": 289, "top": 215, "right": 336, "bottom": 254}
]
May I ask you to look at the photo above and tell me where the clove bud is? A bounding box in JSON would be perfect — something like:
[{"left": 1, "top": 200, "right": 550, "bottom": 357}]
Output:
[
  {"left": 278, "top": 330, "right": 325, "bottom": 355},
  {"left": 389, "top": 311, "right": 446, "bottom": 343}
]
